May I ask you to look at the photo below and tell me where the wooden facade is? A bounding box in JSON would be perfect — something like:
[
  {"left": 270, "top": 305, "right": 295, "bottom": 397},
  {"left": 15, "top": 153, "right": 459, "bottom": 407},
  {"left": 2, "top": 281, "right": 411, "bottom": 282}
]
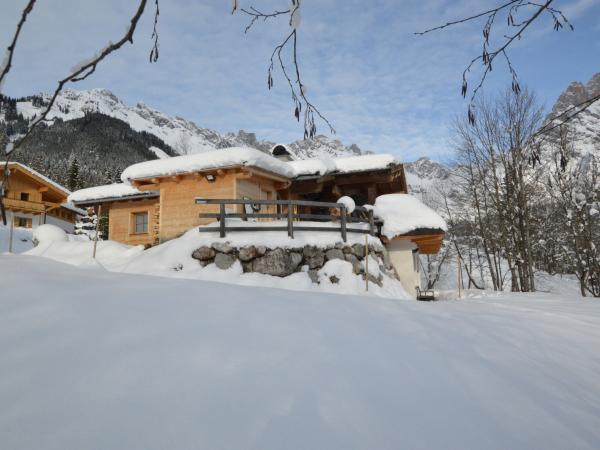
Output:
[
  {"left": 131, "top": 167, "right": 288, "bottom": 242},
  {"left": 72, "top": 157, "right": 445, "bottom": 266},
  {"left": 0, "top": 163, "right": 79, "bottom": 228}
]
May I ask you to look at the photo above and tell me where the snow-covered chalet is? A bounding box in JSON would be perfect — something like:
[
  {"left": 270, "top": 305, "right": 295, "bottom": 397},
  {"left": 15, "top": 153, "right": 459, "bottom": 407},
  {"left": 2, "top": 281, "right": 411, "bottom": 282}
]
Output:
[{"left": 69, "top": 146, "right": 446, "bottom": 294}]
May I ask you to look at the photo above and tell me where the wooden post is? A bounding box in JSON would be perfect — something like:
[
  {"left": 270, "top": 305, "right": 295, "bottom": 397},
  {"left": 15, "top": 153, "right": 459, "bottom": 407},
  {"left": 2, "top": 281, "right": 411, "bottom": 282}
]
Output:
[
  {"left": 92, "top": 204, "right": 102, "bottom": 259},
  {"left": 8, "top": 215, "right": 14, "bottom": 253},
  {"left": 365, "top": 235, "right": 369, "bottom": 292},
  {"left": 219, "top": 203, "right": 226, "bottom": 238},
  {"left": 367, "top": 209, "right": 375, "bottom": 236},
  {"left": 340, "top": 206, "right": 347, "bottom": 242},
  {"left": 287, "top": 201, "right": 294, "bottom": 238}
]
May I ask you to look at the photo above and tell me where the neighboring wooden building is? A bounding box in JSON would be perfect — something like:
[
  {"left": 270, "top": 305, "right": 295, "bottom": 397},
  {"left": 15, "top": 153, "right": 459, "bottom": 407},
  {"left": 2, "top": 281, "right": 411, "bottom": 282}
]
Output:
[
  {"left": 0, "top": 162, "right": 82, "bottom": 232},
  {"left": 67, "top": 184, "right": 160, "bottom": 247}
]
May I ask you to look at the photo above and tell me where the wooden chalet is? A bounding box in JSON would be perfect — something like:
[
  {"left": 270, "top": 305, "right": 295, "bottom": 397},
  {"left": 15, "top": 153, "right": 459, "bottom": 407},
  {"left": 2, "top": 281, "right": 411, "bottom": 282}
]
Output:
[
  {"left": 0, "top": 163, "right": 82, "bottom": 231},
  {"left": 70, "top": 146, "right": 446, "bottom": 295}
]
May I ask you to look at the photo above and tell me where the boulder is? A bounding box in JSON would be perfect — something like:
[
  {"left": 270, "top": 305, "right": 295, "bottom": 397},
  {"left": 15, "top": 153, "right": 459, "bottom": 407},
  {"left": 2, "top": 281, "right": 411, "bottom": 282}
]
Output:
[
  {"left": 308, "top": 270, "right": 320, "bottom": 284},
  {"left": 214, "top": 253, "right": 235, "bottom": 270},
  {"left": 325, "top": 248, "right": 345, "bottom": 261},
  {"left": 303, "top": 245, "right": 325, "bottom": 269},
  {"left": 212, "top": 242, "right": 234, "bottom": 254},
  {"left": 251, "top": 248, "right": 303, "bottom": 277},
  {"left": 256, "top": 246, "right": 267, "bottom": 256},
  {"left": 192, "top": 246, "right": 216, "bottom": 261},
  {"left": 239, "top": 246, "right": 259, "bottom": 262},
  {"left": 345, "top": 254, "right": 363, "bottom": 274},
  {"left": 351, "top": 243, "right": 365, "bottom": 258}
]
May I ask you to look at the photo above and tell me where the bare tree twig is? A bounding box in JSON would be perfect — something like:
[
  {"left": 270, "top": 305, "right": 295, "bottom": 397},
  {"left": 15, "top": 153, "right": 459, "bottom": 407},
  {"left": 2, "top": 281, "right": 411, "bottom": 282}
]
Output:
[
  {"left": 0, "top": 0, "right": 37, "bottom": 91},
  {"left": 416, "top": 0, "right": 582, "bottom": 126},
  {"left": 1, "top": 0, "right": 150, "bottom": 224},
  {"left": 149, "top": 0, "right": 160, "bottom": 63},
  {"left": 239, "top": 1, "right": 335, "bottom": 139}
]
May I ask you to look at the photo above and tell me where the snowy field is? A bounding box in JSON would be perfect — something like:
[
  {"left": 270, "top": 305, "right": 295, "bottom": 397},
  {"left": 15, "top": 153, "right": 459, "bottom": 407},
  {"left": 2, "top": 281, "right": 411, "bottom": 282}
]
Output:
[{"left": 1, "top": 254, "right": 599, "bottom": 450}]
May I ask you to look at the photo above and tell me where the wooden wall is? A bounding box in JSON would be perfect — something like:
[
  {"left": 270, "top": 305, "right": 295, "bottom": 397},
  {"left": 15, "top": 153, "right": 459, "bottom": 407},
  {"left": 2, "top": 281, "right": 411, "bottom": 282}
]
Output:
[
  {"left": 158, "top": 174, "right": 236, "bottom": 242},
  {"left": 108, "top": 198, "right": 160, "bottom": 247},
  {"left": 4, "top": 170, "right": 44, "bottom": 203},
  {"left": 154, "top": 171, "right": 281, "bottom": 242}
]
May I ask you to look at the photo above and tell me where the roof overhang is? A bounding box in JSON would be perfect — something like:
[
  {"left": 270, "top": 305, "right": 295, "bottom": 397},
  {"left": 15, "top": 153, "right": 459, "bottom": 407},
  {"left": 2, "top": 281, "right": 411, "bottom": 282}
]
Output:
[
  {"left": 71, "top": 191, "right": 159, "bottom": 207},
  {"left": 382, "top": 227, "right": 445, "bottom": 254}
]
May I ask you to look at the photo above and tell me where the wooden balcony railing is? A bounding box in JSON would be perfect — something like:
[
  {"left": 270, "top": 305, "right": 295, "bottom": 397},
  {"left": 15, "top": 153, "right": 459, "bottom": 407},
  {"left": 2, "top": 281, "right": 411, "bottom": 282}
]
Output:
[
  {"left": 2, "top": 197, "right": 47, "bottom": 213},
  {"left": 195, "top": 198, "right": 379, "bottom": 242}
]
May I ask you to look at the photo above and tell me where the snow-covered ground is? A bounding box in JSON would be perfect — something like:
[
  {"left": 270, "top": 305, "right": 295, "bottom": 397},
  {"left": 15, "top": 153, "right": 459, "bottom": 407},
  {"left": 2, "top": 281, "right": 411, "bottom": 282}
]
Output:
[
  {"left": 23, "top": 224, "right": 408, "bottom": 299},
  {"left": 0, "top": 254, "right": 599, "bottom": 450},
  {"left": 0, "top": 225, "right": 33, "bottom": 253}
]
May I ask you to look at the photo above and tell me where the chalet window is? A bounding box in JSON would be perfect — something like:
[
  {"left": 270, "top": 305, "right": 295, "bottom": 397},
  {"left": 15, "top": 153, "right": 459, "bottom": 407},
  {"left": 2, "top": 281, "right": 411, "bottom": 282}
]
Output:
[
  {"left": 15, "top": 217, "right": 28, "bottom": 228},
  {"left": 134, "top": 212, "right": 148, "bottom": 234},
  {"left": 20, "top": 192, "right": 29, "bottom": 201}
]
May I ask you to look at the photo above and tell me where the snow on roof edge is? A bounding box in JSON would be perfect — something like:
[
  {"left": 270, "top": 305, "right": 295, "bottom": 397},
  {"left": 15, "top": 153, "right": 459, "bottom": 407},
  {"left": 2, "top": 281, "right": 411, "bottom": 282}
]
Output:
[
  {"left": 121, "top": 147, "right": 296, "bottom": 183},
  {"left": 374, "top": 194, "right": 447, "bottom": 239},
  {"left": 68, "top": 183, "right": 158, "bottom": 204},
  {"left": 6, "top": 162, "right": 70, "bottom": 196}
]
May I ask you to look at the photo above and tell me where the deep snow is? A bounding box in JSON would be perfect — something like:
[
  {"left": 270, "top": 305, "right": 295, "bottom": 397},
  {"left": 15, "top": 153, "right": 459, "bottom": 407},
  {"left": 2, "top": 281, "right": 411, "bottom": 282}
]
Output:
[{"left": 0, "top": 254, "right": 599, "bottom": 450}]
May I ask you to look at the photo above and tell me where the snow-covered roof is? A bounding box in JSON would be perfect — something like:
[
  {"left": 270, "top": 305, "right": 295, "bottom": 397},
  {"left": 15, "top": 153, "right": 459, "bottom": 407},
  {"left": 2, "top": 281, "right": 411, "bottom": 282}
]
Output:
[
  {"left": 121, "top": 147, "right": 296, "bottom": 183},
  {"left": 68, "top": 183, "right": 158, "bottom": 204},
  {"left": 289, "top": 154, "right": 399, "bottom": 177},
  {"left": 374, "top": 194, "right": 447, "bottom": 239},
  {"left": 60, "top": 202, "right": 87, "bottom": 216},
  {"left": 5, "top": 162, "right": 70, "bottom": 196}
]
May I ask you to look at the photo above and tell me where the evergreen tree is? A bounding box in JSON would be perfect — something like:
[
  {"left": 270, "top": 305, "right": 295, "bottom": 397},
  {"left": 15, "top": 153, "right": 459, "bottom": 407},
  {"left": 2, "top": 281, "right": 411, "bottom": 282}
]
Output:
[{"left": 67, "top": 158, "right": 81, "bottom": 191}]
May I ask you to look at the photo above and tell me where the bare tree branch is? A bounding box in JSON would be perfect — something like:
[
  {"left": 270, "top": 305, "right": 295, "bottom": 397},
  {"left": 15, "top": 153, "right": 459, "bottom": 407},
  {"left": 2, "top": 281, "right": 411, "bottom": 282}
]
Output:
[
  {"left": 1, "top": 0, "right": 150, "bottom": 225},
  {"left": 416, "top": 0, "right": 580, "bottom": 126},
  {"left": 149, "top": 0, "right": 160, "bottom": 63},
  {"left": 0, "top": 0, "right": 37, "bottom": 91},
  {"left": 239, "top": 1, "right": 335, "bottom": 139}
]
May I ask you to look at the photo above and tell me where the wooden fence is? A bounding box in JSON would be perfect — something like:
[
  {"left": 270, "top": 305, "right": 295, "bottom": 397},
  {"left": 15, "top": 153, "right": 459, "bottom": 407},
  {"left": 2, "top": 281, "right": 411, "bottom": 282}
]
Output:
[{"left": 195, "top": 198, "right": 378, "bottom": 242}]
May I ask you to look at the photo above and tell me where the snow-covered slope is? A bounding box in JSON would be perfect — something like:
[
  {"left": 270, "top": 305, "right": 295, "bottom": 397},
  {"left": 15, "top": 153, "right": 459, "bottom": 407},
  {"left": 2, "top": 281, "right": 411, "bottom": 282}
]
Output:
[
  {"left": 1, "top": 254, "right": 599, "bottom": 450},
  {"left": 9, "top": 89, "right": 365, "bottom": 158},
  {"left": 548, "top": 72, "right": 600, "bottom": 155}
]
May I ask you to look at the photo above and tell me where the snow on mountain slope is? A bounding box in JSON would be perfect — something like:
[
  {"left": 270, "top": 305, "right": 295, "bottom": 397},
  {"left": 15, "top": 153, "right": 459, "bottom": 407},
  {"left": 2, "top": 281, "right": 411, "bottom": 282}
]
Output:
[
  {"left": 15, "top": 89, "right": 223, "bottom": 153},
  {"left": 1, "top": 254, "right": 600, "bottom": 450},
  {"left": 11, "top": 89, "right": 365, "bottom": 158},
  {"left": 548, "top": 72, "right": 600, "bottom": 155}
]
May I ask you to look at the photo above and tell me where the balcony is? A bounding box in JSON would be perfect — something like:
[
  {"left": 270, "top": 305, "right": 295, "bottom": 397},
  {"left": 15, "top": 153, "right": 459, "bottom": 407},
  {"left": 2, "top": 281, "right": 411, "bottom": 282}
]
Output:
[{"left": 2, "top": 197, "right": 48, "bottom": 214}]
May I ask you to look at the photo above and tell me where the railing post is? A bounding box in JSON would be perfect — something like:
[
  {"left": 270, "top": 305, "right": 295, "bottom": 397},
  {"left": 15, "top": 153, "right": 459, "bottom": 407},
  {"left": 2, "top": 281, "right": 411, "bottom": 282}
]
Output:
[
  {"left": 340, "top": 206, "right": 347, "bottom": 242},
  {"left": 287, "top": 201, "right": 294, "bottom": 238},
  {"left": 368, "top": 209, "right": 375, "bottom": 236},
  {"left": 219, "top": 203, "right": 226, "bottom": 238}
]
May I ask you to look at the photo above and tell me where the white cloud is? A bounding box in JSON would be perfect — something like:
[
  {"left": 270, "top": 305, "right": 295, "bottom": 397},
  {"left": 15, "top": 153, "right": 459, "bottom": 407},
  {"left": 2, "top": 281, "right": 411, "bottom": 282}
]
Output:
[{"left": 0, "top": 0, "right": 597, "bottom": 161}]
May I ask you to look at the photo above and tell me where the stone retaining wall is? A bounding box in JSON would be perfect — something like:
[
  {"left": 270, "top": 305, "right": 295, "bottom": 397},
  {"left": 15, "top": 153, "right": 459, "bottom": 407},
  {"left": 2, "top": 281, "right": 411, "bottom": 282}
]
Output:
[{"left": 192, "top": 242, "right": 397, "bottom": 286}]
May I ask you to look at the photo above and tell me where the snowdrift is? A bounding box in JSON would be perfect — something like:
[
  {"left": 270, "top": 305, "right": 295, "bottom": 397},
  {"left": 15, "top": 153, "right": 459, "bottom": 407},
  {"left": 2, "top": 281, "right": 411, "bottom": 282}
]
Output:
[
  {"left": 25, "top": 225, "right": 409, "bottom": 299},
  {"left": 1, "top": 255, "right": 599, "bottom": 450}
]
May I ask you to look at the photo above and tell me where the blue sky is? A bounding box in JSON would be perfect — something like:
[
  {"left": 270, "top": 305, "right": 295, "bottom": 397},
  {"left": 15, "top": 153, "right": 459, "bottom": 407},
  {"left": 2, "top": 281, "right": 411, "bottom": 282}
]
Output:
[{"left": 1, "top": 0, "right": 599, "bottom": 161}]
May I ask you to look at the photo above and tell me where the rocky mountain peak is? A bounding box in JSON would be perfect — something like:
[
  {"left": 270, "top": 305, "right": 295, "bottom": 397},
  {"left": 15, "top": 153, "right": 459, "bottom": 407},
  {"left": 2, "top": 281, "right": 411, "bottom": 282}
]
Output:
[
  {"left": 551, "top": 81, "right": 588, "bottom": 115},
  {"left": 586, "top": 73, "right": 600, "bottom": 97}
]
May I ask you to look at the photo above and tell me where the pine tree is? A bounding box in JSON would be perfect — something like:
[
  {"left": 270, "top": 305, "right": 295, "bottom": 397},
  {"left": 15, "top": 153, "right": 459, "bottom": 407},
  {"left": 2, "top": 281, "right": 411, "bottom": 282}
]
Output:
[{"left": 67, "top": 158, "right": 81, "bottom": 191}]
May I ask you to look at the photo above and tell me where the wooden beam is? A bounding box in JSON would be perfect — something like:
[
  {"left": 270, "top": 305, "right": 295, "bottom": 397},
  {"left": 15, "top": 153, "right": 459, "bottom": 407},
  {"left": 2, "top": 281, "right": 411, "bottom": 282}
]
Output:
[
  {"left": 137, "top": 183, "right": 160, "bottom": 191},
  {"left": 37, "top": 186, "right": 49, "bottom": 193}
]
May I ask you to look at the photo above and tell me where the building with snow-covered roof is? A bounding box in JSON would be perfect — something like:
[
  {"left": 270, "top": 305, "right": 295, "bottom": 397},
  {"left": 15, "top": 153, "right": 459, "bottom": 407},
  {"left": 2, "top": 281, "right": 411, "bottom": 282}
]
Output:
[
  {"left": 70, "top": 146, "right": 446, "bottom": 296},
  {"left": 0, "top": 162, "right": 83, "bottom": 233}
]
